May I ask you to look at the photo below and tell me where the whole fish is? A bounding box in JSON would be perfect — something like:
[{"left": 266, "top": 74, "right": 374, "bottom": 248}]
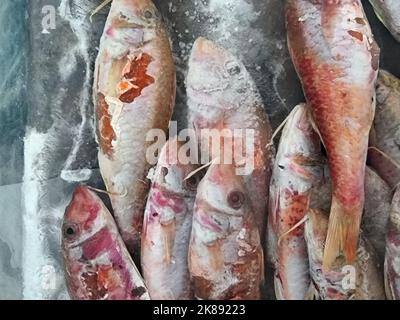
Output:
[
  {"left": 93, "top": 0, "right": 176, "bottom": 260},
  {"left": 370, "top": 0, "right": 400, "bottom": 42},
  {"left": 186, "top": 37, "right": 273, "bottom": 240},
  {"left": 305, "top": 209, "right": 386, "bottom": 300},
  {"left": 62, "top": 186, "right": 150, "bottom": 300},
  {"left": 268, "top": 103, "right": 323, "bottom": 300},
  {"left": 141, "top": 138, "right": 202, "bottom": 300},
  {"left": 384, "top": 186, "right": 400, "bottom": 300},
  {"left": 310, "top": 166, "right": 391, "bottom": 263},
  {"left": 368, "top": 70, "right": 400, "bottom": 188},
  {"left": 188, "top": 163, "right": 264, "bottom": 300},
  {"left": 286, "top": 0, "right": 380, "bottom": 269}
]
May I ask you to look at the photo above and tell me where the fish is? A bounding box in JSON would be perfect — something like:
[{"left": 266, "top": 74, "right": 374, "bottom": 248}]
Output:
[
  {"left": 305, "top": 209, "right": 386, "bottom": 300},
  {"left": 186, "top": 37, "right": 273, "bottom": 241},
  {"left": 369, "top": 0, "right": 400, "bottom": 42},
  {"left": 141, "top": 138, "right": 202, "bottom": 300},
  {"left": 188, "top": 163, "right": 264, "bottom": 300},
  {"left": 93, "top": 0, "right": 176, "bottom": 260},
  {"left": 62, "top": 186, "right": 150, "bottom": 300},
  {"left": 286, "top": 0, "right": 380, "bottom": 269},
  {"left": 310, "top": 166, "right": 391, "bottom": 263},
  {"left": 368, "top": 70, "right": 400, "bottom": 189},
  {"left": 267, "top": 103, "right": 323, "bottom": 300},
  {"left": 384, "top": 186, "right": 400, "bottom": 300}
]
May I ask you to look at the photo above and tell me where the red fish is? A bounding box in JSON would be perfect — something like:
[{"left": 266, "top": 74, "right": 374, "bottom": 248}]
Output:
[
  {"left": 186, "top": 37, "right": 273, "bottom": 241},
  {"left": 305, "top": 209, "right": 386, "bottom": 300},
  {"left": 62, "top": 186, "right": 150, "bottom": 300},
  {"left": 93, "top": 0, "right": 176, "bottom": 260},
  {"left": 286, "top": 0, "right": 380, "bottom": 269},
  {"left": 268, "top": 103, "right": 323, "bottom": 300},
  {"left": 188, "top": 163, "right": 264, "bottom": 300},
  {"left": 141, "top": 138, "right": 202, "bottom": 299}
]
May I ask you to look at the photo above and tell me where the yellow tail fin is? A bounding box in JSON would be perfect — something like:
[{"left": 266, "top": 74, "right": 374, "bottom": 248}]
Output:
[{"left": 322, "top": 197, "right": 361, "bottom": 270}]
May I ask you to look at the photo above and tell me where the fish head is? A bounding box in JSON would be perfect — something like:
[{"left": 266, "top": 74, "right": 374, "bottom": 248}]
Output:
[
  {"left": 154, "top": 138, "right": 203, "bottom": 197},
  {"left": 187, "top": 37, "right": 255, "bottom": 118},
  {"left": 106, "top": 0, "right": 163, "bottom": 47},
  {"left": 62, "top": 186, "right": 108, "bottom": 249},
  {"left": 193, "top": 163, "right": 252, "bottom": 245},
  {"left": 276, "top": 104, "right": 323, "bottom": 184},
  {"left": 143, "top": 138, "right": 203, "bottom": 234}
]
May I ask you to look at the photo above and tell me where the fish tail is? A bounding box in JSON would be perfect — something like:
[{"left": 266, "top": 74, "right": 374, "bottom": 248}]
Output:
[{"left": 323, "top": 197, "right": 361, "bottom": 270}]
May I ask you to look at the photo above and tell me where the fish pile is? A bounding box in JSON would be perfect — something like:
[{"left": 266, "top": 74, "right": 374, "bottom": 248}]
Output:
[{"left": 60, "top": 0, "right": 400, "bottom": 300}]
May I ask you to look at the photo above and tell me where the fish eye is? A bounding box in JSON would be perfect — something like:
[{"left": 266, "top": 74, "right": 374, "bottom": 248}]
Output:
[
  {"left": 225, "top": 61, "right": 241, "bottom": 76},
  {"left": 184, "top": 175, "right": 200, "bottom": 191},
  {"left": 144, "top": 10, "right": 153, "bottom": 19},
  {"left": 227, "top": 190, "right": 245, "bottom": 209},
  {"left": 161, "top": 167, "right": 168, "bottom": 177},
  {"left": 63, "top": 223, "right": 79, "bottom": 241}
]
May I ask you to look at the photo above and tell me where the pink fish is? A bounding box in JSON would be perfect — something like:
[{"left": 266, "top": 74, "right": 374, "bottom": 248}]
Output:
[
  {"left": 93, "top": 0, "right": 176, "bottom": 260},
  {"left": 141, "top": 138, "right": 202, "bottom": 299},
  {"left": 305, "top": 209, "right": 386, "bottom": 300},
  {"left": 62, "top": 186, "right": 150, "bottom": 300},
  {"left": 188, "top": 163, "right": 264, "bottom": 300},
  {"left": 286, "top": 0, "right": 380, "bottom": 269},
  {"left": 186, "top": 37, "right": 273, "bottom": 240},
  {"left": 311, "top": 166, "right": 391, "bottom": 263},
  {"left": 268, "top": 103, "right": 323, "bottom": 300}
]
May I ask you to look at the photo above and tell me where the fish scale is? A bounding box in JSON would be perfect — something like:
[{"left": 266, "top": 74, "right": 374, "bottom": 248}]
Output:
[
  {"left": 267, "top": 103, "right": 323, "bottom": 300},
  {"left": 286, "top": 0, "right": 379, "bottom": 269},
  {"left": 93, "top": 0, "right": 176, "bottom": 262},
  {"left": 62, "top": 186, "right": 150, "bottom": 300}
]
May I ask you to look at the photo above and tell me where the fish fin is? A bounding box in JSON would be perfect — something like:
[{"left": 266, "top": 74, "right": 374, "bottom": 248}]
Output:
[
  {"left": 304, "top": 282, "right": 318, "bottom": 300},
  {"left": 184, "top": 159, "right": 214, "bottom": 181},
  {"left": 258, "top": 247, "right": 265, "bottom": 283},
  {"left": 86, "top": 185, "right": 122, "bottom": 197},
  {"left": 323, "top": 197, "right": 360, "bottom": 270},
  {"left": 273, "top": 274, "right": 285, "bottom": 300},
  {"left": 384, "top": 260, "right": 395, "bottom": 300},
  {"left": 266, "top": 104, "right": 303, "bottom": 150},
  {"left": 304, "top": 106, "right": 326, "bottom": 151},
  {"left": 162, "top": 222, "right": 176, "bottom": 265},
  {"left": 368, "top": 147, "right": 400, "bottom": 173},
  {"left": 90, "top": 0, "right": 112, "bottom": 22},
  {"left": 278, "top": 214, "right": 309, "bottom": 246}
]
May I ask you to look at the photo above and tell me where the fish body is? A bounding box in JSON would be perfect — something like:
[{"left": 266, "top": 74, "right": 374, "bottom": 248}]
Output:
[
  {"left": 93, "top": 0, "right": 176, "bottom": 259},
  {"left": 286, "top": 0, "right": 380, "bottom": 268},
  {"left": 186, "top": 37, "right": 273, "bottom": 240},
  {"left": 368, "top": 70, "right": 400, "bottom": 188},
  {"left": 62, "top": 186, "right": 150, "bottom": 300},
  {"left": 311, "top": 166, "right": 391, "bottom": 263},
  {"left": 384, "top": 187, "right": 400, "bottom": 300},
  {"left": 268, "top": 104, "right": 322, "bottom": 300},
  {"left": 188, "top": 164, "right": 264, "bottom": 300},
  {"left": 305, "top": 209, "right": 386, "bottom": 300},
  {"left": 141, "top": 138, "right": 201, "bottom": 300},
  {"left": 370, "top": 0, "right": 400, "bottom": 42}
]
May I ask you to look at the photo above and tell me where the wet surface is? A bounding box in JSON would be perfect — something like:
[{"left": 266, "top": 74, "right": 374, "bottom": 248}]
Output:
[{"left": 0, "top": 0, "right": 399, "bottom": 299}]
